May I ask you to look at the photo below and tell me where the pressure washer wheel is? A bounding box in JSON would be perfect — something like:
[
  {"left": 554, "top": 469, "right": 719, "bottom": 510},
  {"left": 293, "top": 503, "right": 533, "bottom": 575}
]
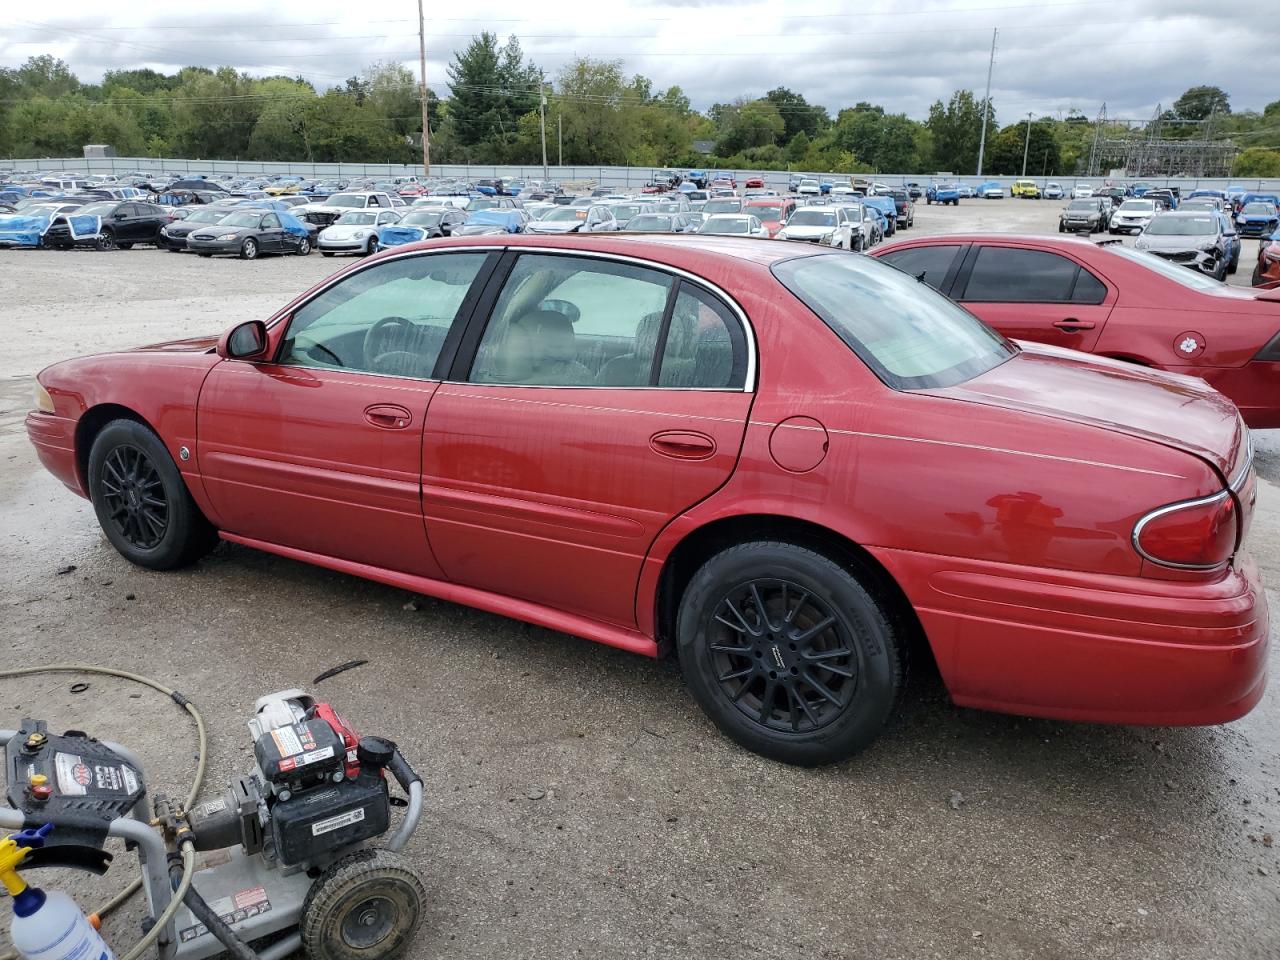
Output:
[{"left": 300, "top": 849, "right": 426, "bottom": 960}]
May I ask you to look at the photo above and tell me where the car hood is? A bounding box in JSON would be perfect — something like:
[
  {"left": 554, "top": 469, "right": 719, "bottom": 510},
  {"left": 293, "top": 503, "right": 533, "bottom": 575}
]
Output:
[
  {"left": 925, "top": 341, "right": 1247, "bottom": 481},
  {"left": 190, "top": 225, "right": 255, "bottom": 238},
  {"left": 1138, "top": 234, "right": 1215, "bottom": 252},
  {"left": 527, "top": 221, "right": 582, "bottom": 233},
  {"left": 781, "top": 225, "right": 834, "bottom": 238},
  {"left": 134, "top": 335, "right": 219, "bottom": 354},
  {"left": 320, "top": 225, "right": 375, "bottom": 240}
]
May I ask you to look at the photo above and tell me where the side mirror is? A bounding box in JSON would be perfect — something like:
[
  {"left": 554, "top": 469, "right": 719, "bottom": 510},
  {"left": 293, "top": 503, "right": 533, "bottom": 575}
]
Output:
[{"left": 218, "top": 320, "right": 269, "bottom": 361}]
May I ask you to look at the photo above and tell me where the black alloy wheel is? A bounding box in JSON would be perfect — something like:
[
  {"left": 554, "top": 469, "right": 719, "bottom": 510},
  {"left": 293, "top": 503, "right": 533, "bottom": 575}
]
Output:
[
  {"left": 678, "top": 541, "right": 904, "bottom": 766},
  {"left": 98, "top": 444, "right": 167, "bottom": 549}
]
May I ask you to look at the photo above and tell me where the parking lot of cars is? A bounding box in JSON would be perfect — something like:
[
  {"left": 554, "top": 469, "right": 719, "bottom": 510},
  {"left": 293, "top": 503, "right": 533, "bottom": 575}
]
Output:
[{"left": 3, "top": 169, "right": 1280, "bottom": 958}]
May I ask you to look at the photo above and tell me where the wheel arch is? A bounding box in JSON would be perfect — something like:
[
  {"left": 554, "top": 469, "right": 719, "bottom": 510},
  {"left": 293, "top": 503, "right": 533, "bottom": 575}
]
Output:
[
  {"left": 652, "top": 513, "right": 933, "bottom": 673},
  {"left": 75, "top": 403, "right": 158, "bottom": 491}
]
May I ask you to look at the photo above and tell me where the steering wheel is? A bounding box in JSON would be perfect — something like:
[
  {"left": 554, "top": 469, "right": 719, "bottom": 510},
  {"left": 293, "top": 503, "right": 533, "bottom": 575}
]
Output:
[
  {"left": 292, "top": 334, "right": 344, "bottom": 367},
  {"left": 363, "top": 316, "right": 414, "bottom": 371}
]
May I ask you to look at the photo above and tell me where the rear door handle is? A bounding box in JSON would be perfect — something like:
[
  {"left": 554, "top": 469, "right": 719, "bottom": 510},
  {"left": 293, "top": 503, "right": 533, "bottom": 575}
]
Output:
[
  {"left": 364, "top": 403, "right": 413, "bottom": 429},
  {"left": 1054, "top": 318, "right": 1095, "bottom": 332},
  {"left": 650, "top": 430, "right": 716, "bottom": 460}
]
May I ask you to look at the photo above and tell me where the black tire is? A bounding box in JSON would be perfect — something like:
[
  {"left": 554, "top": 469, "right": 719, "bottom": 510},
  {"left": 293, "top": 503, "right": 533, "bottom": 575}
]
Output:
[
  {"left": 300, "top": 849, "right": 426, "bottom": 960},
  {"left": 1213, "top": 260, "right": 1228, "bottom": 282},
  {"left": 297, "top": 237, "right": 311, "bottom": 256},
  {"left": 1228, "top": 251, "right": 1238, "bottom": 275},
  {"left": 240, "top": 238, "right": 259, "bottom": 260},
  {"left": 117, "top": 241, "right": 133, "bottom": 250},
  {"left": 197, "top": 252, "right": 213, "bottom": 257},
  {"left": 166, "top": 246, "right": 181, "bottom": 253},
  {"left": 95, "top": 230, "right": 116, "bottom": 251},
  {"left": 676, "top": 541, "right": 904, "bottom": 766},
  {"left": 86, "top": 419, "right": 218, "bottom": 570},
  {"left": 364, "top": 237, "right": 379, "bottom": 256},
  {"left": 1058, "top": 223, "right": 1065, "bottom": 233}
]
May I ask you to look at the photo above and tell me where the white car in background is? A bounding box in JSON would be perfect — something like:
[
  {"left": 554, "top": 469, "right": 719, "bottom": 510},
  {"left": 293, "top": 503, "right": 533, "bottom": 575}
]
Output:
[
  {"left": 1108, "top": 198, "right": 1158, "bottom": 235},
  {"left": 317, "top": 208, "right": 402, "bottom": 256},
  {"left": 776, "top": 205, "right": 850, "bottom": 246},
  {"left": 1071, "top": 184, "right": 1095, "bottom": 198},
  {"left": 1043, "top": 182, "right": 1064, "bottom": 200},
  {"left": 797, "top": 178, "right": 821, "bottom": 196},
  {"left": 525, "top": 204, "right": 620, "bottom": 234},
  {"left": 697, "top": 214, "right": 770, "bottom": 237},
  {"left": 296, "top": 191, "right": 398, "bottom": 226}
]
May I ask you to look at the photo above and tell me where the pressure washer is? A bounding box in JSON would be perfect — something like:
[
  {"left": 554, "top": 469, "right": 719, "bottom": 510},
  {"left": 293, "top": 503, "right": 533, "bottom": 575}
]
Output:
[{"left": 1, "top": 666, "right": 427, "bottom": 960}]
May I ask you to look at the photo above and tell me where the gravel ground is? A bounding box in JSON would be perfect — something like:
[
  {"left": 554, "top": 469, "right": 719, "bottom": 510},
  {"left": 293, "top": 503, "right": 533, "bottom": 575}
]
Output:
[{"left": 1, "top": 198, "right": 1278, "bottom": 960}]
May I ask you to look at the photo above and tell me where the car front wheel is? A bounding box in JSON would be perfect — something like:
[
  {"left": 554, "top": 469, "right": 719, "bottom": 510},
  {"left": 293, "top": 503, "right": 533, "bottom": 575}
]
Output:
[
  {"left": 297, "top": 237, "right": 311, "bottom": 255},
  {"left": 87, "top": 419, "right": 218, "bottom": 570},
  {"left": 677, "top": 541, "right": 904, "bottom": 766},
  {"left": 240, "top": 238, "right": 258, "bottom": 260}
]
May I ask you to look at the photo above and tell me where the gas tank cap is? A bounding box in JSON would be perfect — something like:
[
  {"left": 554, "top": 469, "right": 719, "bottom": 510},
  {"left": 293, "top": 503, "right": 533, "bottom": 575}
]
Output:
[{"left": 769, "top": 417, "right": 830, "bottom": 473}]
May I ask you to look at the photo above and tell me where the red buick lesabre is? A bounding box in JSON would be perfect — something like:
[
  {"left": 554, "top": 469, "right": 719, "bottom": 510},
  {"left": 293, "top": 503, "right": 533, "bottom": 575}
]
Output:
[
  {"left": 871, "top": 234, "right": 1280, "bottom": 428},
  {"left": 26, "top": 235, "right": 1267, "bottom": 765}
]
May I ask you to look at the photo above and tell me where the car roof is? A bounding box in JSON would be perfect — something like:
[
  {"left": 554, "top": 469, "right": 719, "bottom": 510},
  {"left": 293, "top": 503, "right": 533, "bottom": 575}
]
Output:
[{"left": 396, "top": 232, "right": 794, "bottom": 267}]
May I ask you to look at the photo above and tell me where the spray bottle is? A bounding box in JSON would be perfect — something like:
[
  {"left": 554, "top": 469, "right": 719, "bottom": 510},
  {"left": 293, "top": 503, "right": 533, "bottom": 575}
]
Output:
[{"left": 1, "top": 824, "right": 115, "bottom": 960}]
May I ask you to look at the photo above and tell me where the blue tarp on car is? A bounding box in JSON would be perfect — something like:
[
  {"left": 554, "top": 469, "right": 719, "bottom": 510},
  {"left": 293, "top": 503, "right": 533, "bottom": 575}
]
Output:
[
  {"left": 464, "top": 209, "right": 523, "bottom": 233},
  {"left": 378, "top": 225, "right": 429, "bottom": 247},
  {"left": 0, "top": 211, "right": 100, "bottom": 247},
  {"left": 279, "top": 211, "right": 309, "bottom": 238}
]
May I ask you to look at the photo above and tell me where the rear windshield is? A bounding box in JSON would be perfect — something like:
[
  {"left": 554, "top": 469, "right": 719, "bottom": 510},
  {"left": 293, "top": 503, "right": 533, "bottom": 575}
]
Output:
[{"left": 773, "top": 254, "right": 1014, "bottom": 390}]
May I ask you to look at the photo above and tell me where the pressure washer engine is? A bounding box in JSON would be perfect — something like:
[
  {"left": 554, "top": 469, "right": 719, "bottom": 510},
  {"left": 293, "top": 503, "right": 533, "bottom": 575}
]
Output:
[{"left": 1, "top": 689, "right": 426, "bottom": 960}]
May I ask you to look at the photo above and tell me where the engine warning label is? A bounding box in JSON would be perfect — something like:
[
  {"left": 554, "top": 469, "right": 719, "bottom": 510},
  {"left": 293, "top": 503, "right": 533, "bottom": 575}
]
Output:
[
  {"left": 270, "top": 726, "right": 304, "bottom": 757},
  {"left": 312, "top": 807, "right": 365, "bottom": 836}
]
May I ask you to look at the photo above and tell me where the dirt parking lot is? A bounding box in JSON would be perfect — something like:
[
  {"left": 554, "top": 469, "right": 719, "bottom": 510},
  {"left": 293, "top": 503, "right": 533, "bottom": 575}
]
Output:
[{"left": 1, "top": 198, "right": 1277, "bottom": 960}]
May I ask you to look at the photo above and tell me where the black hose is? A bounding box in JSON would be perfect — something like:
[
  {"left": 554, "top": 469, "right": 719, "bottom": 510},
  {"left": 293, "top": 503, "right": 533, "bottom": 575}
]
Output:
[
  {"left": 169, "top": 861, "right": 260, "bottom": 960},
  {"left": 388, "top": 749, "right": 422, "bottom": 790}
]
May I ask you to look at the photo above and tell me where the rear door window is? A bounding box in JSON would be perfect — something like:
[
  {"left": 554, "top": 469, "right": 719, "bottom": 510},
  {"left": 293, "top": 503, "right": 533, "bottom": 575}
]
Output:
[{"left": 960, "top": 247, "right": 1104, "bottom": 304}]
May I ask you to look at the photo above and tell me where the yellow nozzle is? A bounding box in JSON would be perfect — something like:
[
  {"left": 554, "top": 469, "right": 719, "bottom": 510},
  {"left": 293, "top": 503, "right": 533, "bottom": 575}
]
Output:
[{"left": 0, "top": 835, "right": 31, "bottom": 897}]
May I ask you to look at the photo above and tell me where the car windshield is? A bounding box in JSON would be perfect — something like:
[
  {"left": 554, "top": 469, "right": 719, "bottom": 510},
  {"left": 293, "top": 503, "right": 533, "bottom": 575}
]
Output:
[
  {"left": 468, "top": 199, "right": 497, "bottom": 210},
  {"left": 1180, "top": 201, "right": 1217, "bottom": 212},
  {"left": 543, "top": 207, "right": 586, "bottom": 222},
  {"left": 625, "top": 215, "right": 674, "bottom": 231},
  {"left": 700, "top": 217, "right": 750, "bottom": 234},
  {"left": 1067, "top": 200, "right": 1097, "bottom": 210},
  {"left": 773, "top": 254, "right": 1015, "bottom": 390},
  {"left": 1243, "top": 203, "right": 1275, "bottom": 215},
  {"left": 186, "top": 209, "right": 227, "bottom": 223},
  {"left": 1118, "top": 200, "right": 1154, "bottom": 212},
  {"left": 800, "top": 180, "right": 818, "bottom": 187},
  {"left": 402, "top": 211, "right": 442, "bottom": 226},
  {"left": 74, "top": 201, "right": 118, "bottom": 217},
  {"left": 1145, "top": 215, "right": 1216, "bottom": 236},
  {"left": 703, "top": 200, "right": 742, "bottom": 215},
  {"left": 325, "top": 194, "right": 367, "bottom": 208},
  {"left": 748, "top": 202, "right": 785, "bottom": 218},
  {"left": 1108, "top": 246, "right": 1230, "bottom": 292},
  {"left": 335, "top": 212, "right": 378, "bottom": 225},
  {"left": 789, "top": 210, "right": 836, "bottom": 227},
  {"left": 611, "top": 204, "right": 644, "bottom": 220},
  {"left": 220, "top": 212, "right": 264, "bottom": 228}
]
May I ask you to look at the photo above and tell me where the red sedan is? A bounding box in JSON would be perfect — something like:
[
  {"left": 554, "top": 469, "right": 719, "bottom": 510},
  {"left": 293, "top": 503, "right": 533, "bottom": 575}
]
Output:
[
  {"left": 27, "top": 236, "right": 1266, "bottom": 765},
  {"left": 871, "top": 234, "right": 1280, "bottom": 428}
]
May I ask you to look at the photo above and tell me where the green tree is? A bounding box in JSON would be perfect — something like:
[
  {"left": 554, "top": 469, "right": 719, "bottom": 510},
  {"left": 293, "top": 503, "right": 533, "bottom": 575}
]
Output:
[
  {"left": 1172, "top": 85, "right": 1231, "bottom": 120},
  {"left": 927, "top": 89, "right": 996, "bottom": 174},
  {"left": 554, "top": 57, "right": 637, "bottom": 165},
  {"left": 988, "top": 118, "right": 1061, "bottom": 175},
  {"left": 764, "top": 86, "right": 826, "bottom": 141},
  {"left": 1234, "top": 147, "right": 1280, "bottom": 177},
  {"left": 831, "top": 104, "right": 925, "bottom": 172},
  {"left": 716, "top": 99, "right": 785, "bottom": 155}
]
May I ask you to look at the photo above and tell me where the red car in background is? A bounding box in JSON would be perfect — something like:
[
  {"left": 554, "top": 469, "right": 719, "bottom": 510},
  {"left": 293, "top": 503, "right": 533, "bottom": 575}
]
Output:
[
  {"left": 744, "top": 196, "right": 797, "bottom": 237},
  {"left": 871, "top": 234, "right": 1280, "bottom": 428},
  {"left": 1254, "top": 233, "right": 1280, "bottom": 287},
  {"left": 27, "top": 236, "right": 1265, "bottom": 765},
  {"left": 744, "top": 175, "right": 766, "bottom": 189}
]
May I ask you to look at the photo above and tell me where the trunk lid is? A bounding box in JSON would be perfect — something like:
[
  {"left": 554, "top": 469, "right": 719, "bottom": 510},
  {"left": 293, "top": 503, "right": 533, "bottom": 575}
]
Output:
[{"left": 925, "top": 341, "right": 1248, "bottom": 482}]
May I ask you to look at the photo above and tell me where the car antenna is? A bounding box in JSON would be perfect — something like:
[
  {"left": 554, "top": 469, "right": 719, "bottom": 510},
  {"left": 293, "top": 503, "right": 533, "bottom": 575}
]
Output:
[{"left": 915, "top": 271, "right": 928, "bottom": 283}]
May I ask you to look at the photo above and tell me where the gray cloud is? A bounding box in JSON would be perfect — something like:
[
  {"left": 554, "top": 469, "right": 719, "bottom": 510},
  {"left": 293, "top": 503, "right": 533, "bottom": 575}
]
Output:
[{"left": 2, "top": 0, "right": 1272, "bottom": 120}]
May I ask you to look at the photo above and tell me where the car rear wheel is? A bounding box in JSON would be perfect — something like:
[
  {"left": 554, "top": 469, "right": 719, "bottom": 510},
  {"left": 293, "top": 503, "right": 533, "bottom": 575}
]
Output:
[
  {"left": 240, "top": 238, "right": 258, "bottom": 260},
  {"left": 87, "top": 419, "right": 218, "bottom": 570},
  {"left": 677, "top": 541, "right": 904, "bottom": 766},
  {"left": 297, "top": 237, "right": 312, "bottom": 255}
]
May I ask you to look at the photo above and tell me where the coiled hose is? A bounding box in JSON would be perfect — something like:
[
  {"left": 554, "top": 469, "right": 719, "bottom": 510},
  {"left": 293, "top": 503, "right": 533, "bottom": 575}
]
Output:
[{"left": 0, "top": 663, "right": 209, "bottom": 960}]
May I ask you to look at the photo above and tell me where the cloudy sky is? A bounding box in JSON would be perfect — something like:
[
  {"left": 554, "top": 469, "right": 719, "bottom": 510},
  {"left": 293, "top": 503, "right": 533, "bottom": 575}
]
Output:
[{"left": 2, "top": 0, "right": 1269, "bottom": 122}]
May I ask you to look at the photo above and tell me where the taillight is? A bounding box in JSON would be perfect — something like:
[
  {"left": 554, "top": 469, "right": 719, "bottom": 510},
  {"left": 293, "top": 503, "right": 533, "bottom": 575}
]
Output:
[{"left": 1133, "top": 492, "right": 1237, "bottom": 570}]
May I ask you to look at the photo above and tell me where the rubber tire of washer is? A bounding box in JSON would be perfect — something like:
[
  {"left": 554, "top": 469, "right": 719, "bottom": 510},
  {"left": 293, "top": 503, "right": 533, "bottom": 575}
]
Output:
[
  {"left": 676, "top": 541, "right": 904, "bottom": 767},
  {"left": 87, "top": 419, "right": 218, "bottom": 570},
  {"left": 300, "top": 849, "right": 426, "bottom": 960}
]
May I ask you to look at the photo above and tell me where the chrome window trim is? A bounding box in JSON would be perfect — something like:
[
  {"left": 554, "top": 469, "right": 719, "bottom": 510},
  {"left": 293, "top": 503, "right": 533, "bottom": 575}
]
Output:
[{"left": 261, "top": 243, "right": 758, "bottom": 393}]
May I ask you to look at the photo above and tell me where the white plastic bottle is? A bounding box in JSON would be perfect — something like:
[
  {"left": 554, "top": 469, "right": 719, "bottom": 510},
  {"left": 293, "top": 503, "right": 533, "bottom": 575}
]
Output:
[{"left": 2, "top": 833, "right": 116, "bottom": 960}]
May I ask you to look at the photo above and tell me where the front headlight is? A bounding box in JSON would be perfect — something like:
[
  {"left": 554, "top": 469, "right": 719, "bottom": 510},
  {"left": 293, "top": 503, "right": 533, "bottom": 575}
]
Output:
[
  {"left": 354, "top": 229, "right": 370, "bottom": 238},
  {"left": 1134, "top": 239, "right": 1148, "bottom": 249},
  {"left": 33, "top": 382, "right": 54, "bottom": 414},
  {"left": 215, "top": 233, "right": 239, "bottom": 241}
]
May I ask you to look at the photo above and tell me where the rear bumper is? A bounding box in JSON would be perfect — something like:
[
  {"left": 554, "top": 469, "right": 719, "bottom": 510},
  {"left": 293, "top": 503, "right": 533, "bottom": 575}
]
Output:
[
  {"left": 871, "top": 546, "right": 1269, "bottom": 726},
  {"left": 26, "top": 412, "right": 85, "bottom": 496}
]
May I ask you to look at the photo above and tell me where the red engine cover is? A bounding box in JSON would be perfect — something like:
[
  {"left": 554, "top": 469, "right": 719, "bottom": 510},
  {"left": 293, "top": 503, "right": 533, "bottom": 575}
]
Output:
[{"left": 314, "top": 702, "right": 361, "bottom": 778}]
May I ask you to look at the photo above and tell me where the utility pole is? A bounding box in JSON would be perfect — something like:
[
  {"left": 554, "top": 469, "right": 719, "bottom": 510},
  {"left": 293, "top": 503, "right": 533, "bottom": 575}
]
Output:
[
  {"left": 1021, "top": 112, "right": 1033, "bottom": 176},
  {"left": 976, "top": 27, "right": 997, "bottom": 177},
  {"left": 557, "top": 113, "right": 563, "bottom": 167},
  {"left": 539, "top": 77, "right": 548, "bottom": 179},
  {"left": 416, "top": 0, "right": 430, "bottom": 177}
]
